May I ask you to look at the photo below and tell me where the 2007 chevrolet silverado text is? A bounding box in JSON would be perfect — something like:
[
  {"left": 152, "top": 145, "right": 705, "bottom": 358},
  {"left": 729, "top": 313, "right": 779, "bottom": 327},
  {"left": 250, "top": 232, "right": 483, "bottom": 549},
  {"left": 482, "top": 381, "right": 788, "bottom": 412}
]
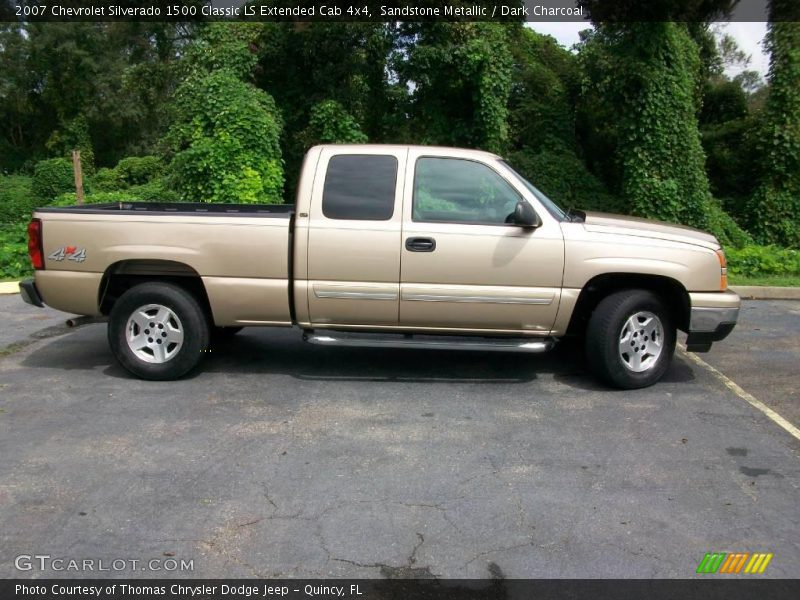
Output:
[{"left": 20, "top": 145, "right": 740, "bottom": 388}]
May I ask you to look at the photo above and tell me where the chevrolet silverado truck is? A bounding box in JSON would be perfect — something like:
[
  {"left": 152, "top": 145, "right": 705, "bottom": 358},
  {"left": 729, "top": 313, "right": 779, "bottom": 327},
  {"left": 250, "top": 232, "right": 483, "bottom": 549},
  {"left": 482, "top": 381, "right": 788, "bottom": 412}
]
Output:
[{"left": 20, "top": 145, "right": 740, "bottom": 388}]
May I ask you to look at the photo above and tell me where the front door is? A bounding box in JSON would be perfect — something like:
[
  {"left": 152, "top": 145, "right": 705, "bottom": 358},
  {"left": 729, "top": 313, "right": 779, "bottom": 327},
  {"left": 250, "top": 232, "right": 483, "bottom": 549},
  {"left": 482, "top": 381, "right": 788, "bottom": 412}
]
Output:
[
  {"left": 307, "top": 147, "right": 406, "bottom": 327},
  {"left": 399, "top": 151, "right": 564, "bottom": 334}
]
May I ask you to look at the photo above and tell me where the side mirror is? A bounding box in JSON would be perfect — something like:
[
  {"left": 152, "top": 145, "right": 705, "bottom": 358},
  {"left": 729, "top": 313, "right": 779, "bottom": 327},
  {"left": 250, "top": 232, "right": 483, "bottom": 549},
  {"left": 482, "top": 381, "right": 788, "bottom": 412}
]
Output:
[{"left": 513, "top": 201, "right": 542, "bottom": 228}]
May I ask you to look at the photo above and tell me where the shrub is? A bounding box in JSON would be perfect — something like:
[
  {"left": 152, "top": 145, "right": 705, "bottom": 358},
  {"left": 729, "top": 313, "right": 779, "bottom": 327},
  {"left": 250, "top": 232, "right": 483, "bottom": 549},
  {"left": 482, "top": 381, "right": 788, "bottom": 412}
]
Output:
[
  {"left": 126, "top": 178, "right": 181, "bottom": 203},
  {"left": 165, "top": 69, "right": 284, "bottom": 204},
  {"left": 301, "top": 100, "right": 368, "bottom": 146},
  {"left": 92, "top": 167, "right": 125, "bottom": 192},
  {"left": 32, "top": 158, "right": 75, "bottom": 201},
  {"left": 706, "top": 201, "right": 753, "bottom": 248},
  {"left": 116, "top": 155, "right": 164, "bottom": 186},
  {"left": 52, "top": 179, "right": 181, "bottom": 206},
  {"left": 744, "top": 19, "right": 800, "bottom": 247},
  {"left": 0, "top": 175, "right": 37, "bottom": 223},
  {"left": 50, "top": 191, "right": 142, "bottom": 206},
  {"left": 0, "top": 222, "right": 31, "bottom": 279},
  {"left": 507, "top": 148, "right": 624, "bottom": 214},
  {"left": 726, "top": 245, "right": 800, "bottom": 278}
]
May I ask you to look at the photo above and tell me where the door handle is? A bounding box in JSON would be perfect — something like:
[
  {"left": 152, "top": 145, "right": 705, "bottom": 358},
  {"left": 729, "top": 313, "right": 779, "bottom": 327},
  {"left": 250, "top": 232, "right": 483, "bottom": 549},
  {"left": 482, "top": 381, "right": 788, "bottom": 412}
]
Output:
[{"left": 405, "top": 237, "right": 436, "bottom": 252}]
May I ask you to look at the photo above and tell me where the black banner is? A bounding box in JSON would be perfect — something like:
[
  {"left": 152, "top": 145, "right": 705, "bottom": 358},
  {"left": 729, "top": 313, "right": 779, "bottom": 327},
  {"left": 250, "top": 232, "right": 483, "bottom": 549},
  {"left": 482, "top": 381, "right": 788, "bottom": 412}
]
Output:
[
  {"left": 4, "top": 579, "right": 800, "bottom": 600},
  {"left": 1, "top": 0, "right": 796, "bottom": 23}
]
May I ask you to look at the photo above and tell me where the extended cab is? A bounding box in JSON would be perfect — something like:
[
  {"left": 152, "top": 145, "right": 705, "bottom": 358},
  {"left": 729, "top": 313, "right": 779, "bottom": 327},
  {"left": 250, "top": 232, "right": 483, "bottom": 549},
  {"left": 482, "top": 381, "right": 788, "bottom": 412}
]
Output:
[{"left": 20, "top": 145, "right": 740, "bottom": 388}]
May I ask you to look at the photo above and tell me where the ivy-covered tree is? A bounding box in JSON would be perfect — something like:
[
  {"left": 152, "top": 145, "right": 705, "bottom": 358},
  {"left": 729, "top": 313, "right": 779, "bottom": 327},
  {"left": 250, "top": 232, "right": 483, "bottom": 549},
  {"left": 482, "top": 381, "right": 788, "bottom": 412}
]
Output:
[
  {"left": 745, "top": 0, "right": 800, "bottom": 246},
  {"left": 397, "top": 22, "right": 514, "bottom": 154},
  {"left": 164, "top": 24, "right": 284, "bottom": 204},
  {"left": 505, "top": 28, "right": 620, "bottom": 212},
  {"left": 300, "top": 100, "right": 368, "bottom": 147},
  {"left": 586, "top": 24, "right": 715, "bottom": 227},
  {"left": 255, "top": 22, "right": 395, "bottom": 196}
]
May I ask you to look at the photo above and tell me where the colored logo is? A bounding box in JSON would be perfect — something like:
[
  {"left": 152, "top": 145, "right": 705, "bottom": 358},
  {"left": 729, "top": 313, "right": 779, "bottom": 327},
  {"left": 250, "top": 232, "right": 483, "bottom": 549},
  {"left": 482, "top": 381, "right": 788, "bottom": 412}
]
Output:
[{"left": 696, "top": 552, "right": 773, "bottom": 574}]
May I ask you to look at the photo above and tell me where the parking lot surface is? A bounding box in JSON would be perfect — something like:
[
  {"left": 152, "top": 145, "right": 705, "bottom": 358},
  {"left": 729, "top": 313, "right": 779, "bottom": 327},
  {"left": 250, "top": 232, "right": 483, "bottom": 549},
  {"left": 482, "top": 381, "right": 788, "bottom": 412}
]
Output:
[{"left": 0, "top": 295, "right": 798, "bottom": 579}]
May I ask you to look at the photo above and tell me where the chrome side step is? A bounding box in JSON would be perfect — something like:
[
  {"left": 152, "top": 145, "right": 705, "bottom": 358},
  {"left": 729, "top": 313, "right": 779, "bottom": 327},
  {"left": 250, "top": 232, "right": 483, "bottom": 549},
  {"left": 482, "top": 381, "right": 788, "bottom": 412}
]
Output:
[{"left": 303, "top": 332, "right": 555, "bottom": 353}]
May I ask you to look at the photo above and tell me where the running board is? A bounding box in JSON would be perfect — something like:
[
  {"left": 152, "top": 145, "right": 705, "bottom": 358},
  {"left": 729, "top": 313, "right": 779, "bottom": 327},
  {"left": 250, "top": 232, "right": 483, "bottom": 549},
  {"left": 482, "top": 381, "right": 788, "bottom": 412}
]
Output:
[{"left": 303, "top": 332, "right": 555, "bottom": 353}]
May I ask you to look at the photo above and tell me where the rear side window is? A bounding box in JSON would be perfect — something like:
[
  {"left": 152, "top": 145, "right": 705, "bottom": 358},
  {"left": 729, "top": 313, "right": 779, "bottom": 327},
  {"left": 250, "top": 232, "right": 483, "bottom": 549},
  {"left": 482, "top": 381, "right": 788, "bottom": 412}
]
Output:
[{"left": 322, "top": 155, "right": 398, "bottom": 220}]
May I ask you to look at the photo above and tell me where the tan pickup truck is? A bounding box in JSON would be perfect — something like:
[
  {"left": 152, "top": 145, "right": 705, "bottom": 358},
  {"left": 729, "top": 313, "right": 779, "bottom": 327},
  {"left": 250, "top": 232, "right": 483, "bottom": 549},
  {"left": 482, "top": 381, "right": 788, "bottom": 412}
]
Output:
[{"left": 20, "top": 144, "right": 739, "bottom": 388}]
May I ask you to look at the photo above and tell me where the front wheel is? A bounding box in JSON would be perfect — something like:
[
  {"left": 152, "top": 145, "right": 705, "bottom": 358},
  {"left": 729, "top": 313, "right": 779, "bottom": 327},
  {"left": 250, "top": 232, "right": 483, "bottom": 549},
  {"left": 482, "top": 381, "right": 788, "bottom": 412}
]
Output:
[
  {"left": 108, "top": 282, "right": 210, "bottom": 380},
  {"left": 585, "top": 290, "right": 676, "bottom": 389}
]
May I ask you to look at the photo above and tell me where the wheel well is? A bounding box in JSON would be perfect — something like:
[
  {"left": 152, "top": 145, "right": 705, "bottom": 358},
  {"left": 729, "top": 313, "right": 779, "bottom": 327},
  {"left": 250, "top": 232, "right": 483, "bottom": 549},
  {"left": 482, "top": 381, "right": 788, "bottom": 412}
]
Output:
[
  {"left": 567, "top": 273, "right": 690, "bottom": 335},
  {"left": 99, "top": 260, "right": 212, "bottom": 319}
]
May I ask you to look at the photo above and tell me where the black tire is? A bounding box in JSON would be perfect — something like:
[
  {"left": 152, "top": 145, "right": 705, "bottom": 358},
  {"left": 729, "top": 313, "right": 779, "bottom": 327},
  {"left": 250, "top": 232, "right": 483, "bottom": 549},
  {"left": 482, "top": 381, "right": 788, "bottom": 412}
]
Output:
[
  {"left": 212, "top": 326, "right": 243, "bottom": 339},
  {"left": 108, "top": 282, "right": 210, "bottom": 380},
  {"left": 585, "top": 289, "right": 676, "bottom": 389}
]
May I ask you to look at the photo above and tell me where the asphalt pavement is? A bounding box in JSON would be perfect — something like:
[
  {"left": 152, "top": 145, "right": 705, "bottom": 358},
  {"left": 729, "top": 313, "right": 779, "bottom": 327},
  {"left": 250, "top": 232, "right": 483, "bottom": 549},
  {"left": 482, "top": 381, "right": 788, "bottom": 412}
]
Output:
[{"left": 0, "top": 295, "right": 797, "bottom": 579}]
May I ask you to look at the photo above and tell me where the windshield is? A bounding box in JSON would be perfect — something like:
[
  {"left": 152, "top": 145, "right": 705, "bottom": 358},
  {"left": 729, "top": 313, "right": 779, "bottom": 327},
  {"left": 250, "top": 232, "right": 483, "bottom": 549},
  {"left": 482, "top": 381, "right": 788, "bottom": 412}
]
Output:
[{"left": 499, "top": 161, "right": 567, "bottom": 221}]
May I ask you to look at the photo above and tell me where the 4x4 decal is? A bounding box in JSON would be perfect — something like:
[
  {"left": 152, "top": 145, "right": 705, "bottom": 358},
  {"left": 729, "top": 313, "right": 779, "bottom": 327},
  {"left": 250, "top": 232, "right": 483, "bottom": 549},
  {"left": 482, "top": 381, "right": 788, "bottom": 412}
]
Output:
[{"left": 48, "top": 246, "right": 87, "bottom": 263}]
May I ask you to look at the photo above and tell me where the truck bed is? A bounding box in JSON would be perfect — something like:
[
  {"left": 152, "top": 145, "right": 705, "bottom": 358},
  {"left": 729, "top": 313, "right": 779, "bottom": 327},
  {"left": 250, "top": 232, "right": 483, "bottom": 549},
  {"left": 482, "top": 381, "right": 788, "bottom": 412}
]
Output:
[{"left": 31, "top": 201, "right": 295, "bottom": 325}]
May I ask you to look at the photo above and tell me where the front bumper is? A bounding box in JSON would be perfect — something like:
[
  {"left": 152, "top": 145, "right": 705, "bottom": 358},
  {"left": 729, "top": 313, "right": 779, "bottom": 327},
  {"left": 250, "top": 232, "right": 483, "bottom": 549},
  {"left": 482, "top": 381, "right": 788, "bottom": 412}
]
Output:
[
  {"left": 685, "top": 290, "right": 740, "bottom": 352},
  {"left": 19, "top": 277, "right": 44, "bottom": 308}
]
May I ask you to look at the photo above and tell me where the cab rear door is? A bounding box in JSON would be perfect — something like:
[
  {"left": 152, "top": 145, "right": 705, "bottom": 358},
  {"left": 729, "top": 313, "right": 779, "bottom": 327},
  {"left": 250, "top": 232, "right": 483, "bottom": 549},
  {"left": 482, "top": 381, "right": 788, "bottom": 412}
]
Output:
[{"left": 306, "top": 147, "right": 407, "bottom": 327}]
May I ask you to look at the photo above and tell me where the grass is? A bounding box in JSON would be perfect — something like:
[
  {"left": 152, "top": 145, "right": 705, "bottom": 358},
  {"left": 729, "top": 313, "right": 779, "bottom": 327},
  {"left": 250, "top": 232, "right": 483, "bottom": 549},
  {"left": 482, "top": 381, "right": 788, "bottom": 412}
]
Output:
[
  {"left": 0, "top": 341, "right": 30, "bottom": 358},
  {"left": 728, "top": 275, "right": 800, "bottom": 287}
]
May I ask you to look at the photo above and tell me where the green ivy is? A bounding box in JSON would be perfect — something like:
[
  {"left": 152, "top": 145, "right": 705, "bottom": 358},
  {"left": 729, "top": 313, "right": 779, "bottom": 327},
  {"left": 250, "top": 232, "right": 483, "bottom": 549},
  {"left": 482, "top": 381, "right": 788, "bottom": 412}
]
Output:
[
  {"left": 302, "top": 100, "right": 368, "bottom": 146},
  {"left": 726, "top": 245, "right": 800, "bottom": 277},
  {"left": 0, "top": 175, "right": 37, "bottom": 223},
  {"left": 92, "top": 167, "right": 125, "bottom": 192},
  {"left": 706, "top": 200, "right": 753, "bottom": 248},
  {"left": 50, "top": 191, "right": 142, "bottom": 206},
  {"left": 115, "top": 156, "right": 164, "bottom": 186},
  {"left": 745, "top": 16, "right": 800, "bottom": 247},
  {"left": 508, "top": 147, "right": 624, "bottom": 214},
  {"left": 0, "top": 222, "right": 30, "bottom": 279},
  {"left": 164, "top": 25, "right": 285, "bottom": 204},
  {"left": 32, "top": 158, "right": 75, "bottom": 202},
  {"left": 182, "top": 23, "right": 262, "bottom": 81},
  {"left": 578, "top": 23, "right": 739, "bottom": 241},
  {"left": 400, "top": 23, "right": 513, "bottom": 154},
  {"left": 44, "top": 115, "right": 95, "bottom": 175}
]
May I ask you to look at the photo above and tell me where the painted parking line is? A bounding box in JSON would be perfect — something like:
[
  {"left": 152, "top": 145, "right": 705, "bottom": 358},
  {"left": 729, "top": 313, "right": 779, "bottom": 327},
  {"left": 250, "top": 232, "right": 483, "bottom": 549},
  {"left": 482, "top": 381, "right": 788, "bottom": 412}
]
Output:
[
  {"left": 0, "top": 281, "right": 20, "bottom": 295},
  {"left": 679, "top": 345, "right": 800, "bottom": 442}
]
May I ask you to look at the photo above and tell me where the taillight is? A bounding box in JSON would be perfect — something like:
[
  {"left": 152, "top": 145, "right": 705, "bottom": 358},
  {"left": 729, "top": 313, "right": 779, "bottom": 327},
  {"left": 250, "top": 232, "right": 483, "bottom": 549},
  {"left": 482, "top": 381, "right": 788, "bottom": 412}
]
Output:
[
  {"left": 715, "top": 248, "right": 727, "bottom": 290},
  {"left": 27, "top": 218, "right": 44, "bottom": 270}
]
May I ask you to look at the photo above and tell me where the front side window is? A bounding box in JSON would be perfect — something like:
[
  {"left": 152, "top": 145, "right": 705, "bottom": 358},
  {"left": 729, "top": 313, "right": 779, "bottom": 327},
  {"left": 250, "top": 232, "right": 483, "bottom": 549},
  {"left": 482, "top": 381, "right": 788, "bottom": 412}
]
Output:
[
  {"left": 412, "top": 157, "right": 520, "bottom": 224},
  {"left": 322, "top": 154, "right": 398, "bottom": 221}
]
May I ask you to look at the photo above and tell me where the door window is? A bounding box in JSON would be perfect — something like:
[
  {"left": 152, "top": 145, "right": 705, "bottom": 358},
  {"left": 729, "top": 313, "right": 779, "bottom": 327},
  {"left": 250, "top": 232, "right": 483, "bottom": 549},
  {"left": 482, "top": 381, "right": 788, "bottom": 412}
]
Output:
[{"left": 413, "top": 158, "right": 520, "bottom": 224}]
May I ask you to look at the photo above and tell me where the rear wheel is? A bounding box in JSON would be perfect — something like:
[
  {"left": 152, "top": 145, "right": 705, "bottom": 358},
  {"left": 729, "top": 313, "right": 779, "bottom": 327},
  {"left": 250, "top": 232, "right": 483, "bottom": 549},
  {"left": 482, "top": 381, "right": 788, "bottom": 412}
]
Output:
[
  {"left": 585, "top": 290, "right": 676, "bottom": 389},
  {"left": 108, "top": 282, "right": 209, "bottom": 380}
]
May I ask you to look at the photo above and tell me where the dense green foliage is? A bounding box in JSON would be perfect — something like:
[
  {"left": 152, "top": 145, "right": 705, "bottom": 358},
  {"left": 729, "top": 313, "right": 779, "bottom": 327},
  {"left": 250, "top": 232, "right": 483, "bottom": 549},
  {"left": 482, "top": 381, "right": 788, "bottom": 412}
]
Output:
[
  {"left": 166, "top": 69, "right": 284, "bottom": 204},
  {"left": 0, "top": 175, "right": 36, "bottom": 223},
  {"left": 726, "top": 245, "right": 800, "bottom": 278},
  {"left": 1, "top": 15, "right": 798, "bottom": 284},
  {"left": 745, "top": 10, "right": 800, "bottom": 246},
  {"left": 32, "top": 158, "right": 75, "bottom": 202},
  {"left": 165, "top": 25, "right": 284, "bottom": 203},
  {"left": 397, "top": 23, "right": 513, "bottom": 154},
  {"left": 255, "top": 23, "right": 394, "bottom": 196},
  {"left": 115, "top": 156, "right": 165, "bottom": 186},
  {"left": 93, "top": 156, "right": 165, "bottom": 191},
  {"left": 581, "top": 24, "right": 715, "bottom": 229},
  {"left": 301, "top": 101, "right": 369, "bottom": 146},
  {"left": 0, "top": 222, "right": 29, "bottom": 279}
]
